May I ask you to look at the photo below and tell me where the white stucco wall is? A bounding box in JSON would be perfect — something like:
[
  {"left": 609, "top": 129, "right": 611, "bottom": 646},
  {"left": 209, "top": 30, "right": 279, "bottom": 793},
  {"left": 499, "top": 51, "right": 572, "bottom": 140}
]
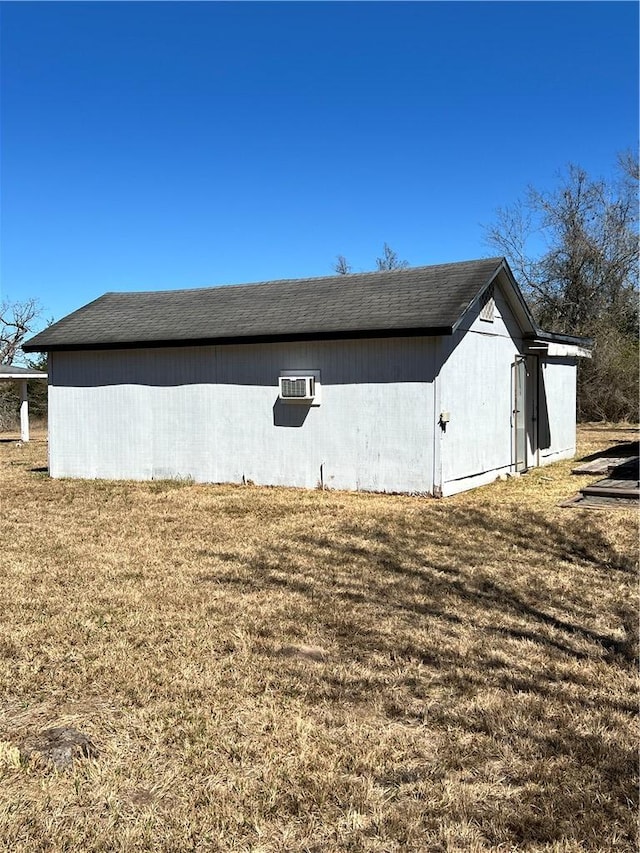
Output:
[{"left": 48, "top": 337, "right": 437, "bottom": 493}]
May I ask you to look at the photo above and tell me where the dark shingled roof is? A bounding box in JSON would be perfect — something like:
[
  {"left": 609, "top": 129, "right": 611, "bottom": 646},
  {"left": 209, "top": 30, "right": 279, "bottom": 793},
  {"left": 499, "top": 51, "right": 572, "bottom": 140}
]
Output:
[{"left": 24, "top": 257, "right": 507, "bottom": 352}]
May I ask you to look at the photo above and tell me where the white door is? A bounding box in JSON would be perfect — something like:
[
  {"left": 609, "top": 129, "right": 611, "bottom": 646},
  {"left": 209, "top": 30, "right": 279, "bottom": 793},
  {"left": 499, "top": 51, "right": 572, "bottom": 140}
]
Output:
[{"left": 512, "top": 357, "right": 527, "bottom": 473}]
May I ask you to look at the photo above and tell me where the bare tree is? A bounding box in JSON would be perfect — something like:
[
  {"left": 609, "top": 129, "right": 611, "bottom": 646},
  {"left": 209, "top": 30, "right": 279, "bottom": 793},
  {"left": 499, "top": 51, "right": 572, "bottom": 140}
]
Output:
[
  {"left": 486, "top": 157, "right": 639, "bottom": 421},
  {"left": 375, "top": 242, "right": 408, "bottom": 271},
  {"left": 0, "top": 298, "right": 42, "bottom": 364},
  {"left": 331, "top": 244, "right": 410, "bottom": 275},
  {"left": 333, "top": 255, "right": 352, "bottom": 275},
  {"left": 618, "top": 148, "right": 639, "bottom": 182}
]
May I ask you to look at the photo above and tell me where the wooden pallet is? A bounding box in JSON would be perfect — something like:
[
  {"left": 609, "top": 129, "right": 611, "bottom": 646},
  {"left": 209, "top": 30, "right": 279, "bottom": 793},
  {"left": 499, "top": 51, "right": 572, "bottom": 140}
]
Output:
[
  {"left": 560, "top": 492, "right": 639, "bottom": 510},
  {"left": 581, "top": 478, "right": 639, "bottom": 499},
  {"left": 572, "top": 455, "right": 639, "bottom": 475},
  {"left": 562, "top": 456, "right": 639, "bottom": 508}
]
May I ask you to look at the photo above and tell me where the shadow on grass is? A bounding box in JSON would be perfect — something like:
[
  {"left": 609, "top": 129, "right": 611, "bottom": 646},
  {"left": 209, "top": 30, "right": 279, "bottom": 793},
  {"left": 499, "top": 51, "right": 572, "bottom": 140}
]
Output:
[
  {"left": 578, "top": 439, "right": 639, "bottom": 462},
  {"left": 219, "top": 501, "right": 639, "bottom": 677},
  {"left": 222, "top": 502, "right": 638, "bottom": 848}
]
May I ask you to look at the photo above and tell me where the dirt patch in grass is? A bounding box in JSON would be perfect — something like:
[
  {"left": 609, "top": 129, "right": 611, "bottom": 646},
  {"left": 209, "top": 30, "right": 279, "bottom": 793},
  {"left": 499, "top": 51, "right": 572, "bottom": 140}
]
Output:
[{"left": 0, "top": 425, "right": 637, "bottom": 851}]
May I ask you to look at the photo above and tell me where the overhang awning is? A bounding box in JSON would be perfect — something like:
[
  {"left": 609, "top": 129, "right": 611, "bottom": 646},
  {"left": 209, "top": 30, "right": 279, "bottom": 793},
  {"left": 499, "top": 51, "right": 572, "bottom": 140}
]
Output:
[
  {"left": 524, "top": 339, "right": 592, "bottom": 358},
  {"left": 524, "top": 329, "right": 592, "bottom": 359},
  {"left": 0, "top": 364, "right": 48, "bottom": 442},
  {"left": 0, "top": 364, "right": 48, "bottom": 381}
]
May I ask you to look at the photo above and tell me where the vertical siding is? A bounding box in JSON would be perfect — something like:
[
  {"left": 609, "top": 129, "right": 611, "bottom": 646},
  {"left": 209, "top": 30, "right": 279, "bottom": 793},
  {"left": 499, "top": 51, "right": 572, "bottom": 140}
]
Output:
[
  {"left": 526, "top": 356, "right": 540, "bottom": 467},
  {"left": 438, "top": 281, "right": 525, "bottom": 494},
  {"left": 437, "top": 285, "right": 579, "bottom": 494},
  {"left": 49, "top": 337, "right": 437, "bottom": 493},
  {"left": 538, "top": 357, "right": 577, "bottom": 463}
]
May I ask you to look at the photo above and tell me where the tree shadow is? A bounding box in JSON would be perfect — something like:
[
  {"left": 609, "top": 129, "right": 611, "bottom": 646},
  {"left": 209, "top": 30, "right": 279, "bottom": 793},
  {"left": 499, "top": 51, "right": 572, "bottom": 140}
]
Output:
[
  {"left": 230, "top": 500, "right": 638, "bottom": 678},
  {"left": 191, "top": 482, "right": 637, "bottom": 849},
  {"left": 578, "top": 439, "right": 639, "bottom": 462},
  {"left": 270, "top": 504, "right": 637, "bottom": 845}
]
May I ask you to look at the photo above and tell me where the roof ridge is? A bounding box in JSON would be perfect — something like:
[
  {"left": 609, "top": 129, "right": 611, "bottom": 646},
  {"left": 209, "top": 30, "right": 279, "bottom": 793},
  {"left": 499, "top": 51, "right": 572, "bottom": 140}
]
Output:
[
  {"left": 23, "top": 256, "right": 511, "bottom": 352},
  {"left": 103, "top": 257, "right": 505, "bottom": 297}
]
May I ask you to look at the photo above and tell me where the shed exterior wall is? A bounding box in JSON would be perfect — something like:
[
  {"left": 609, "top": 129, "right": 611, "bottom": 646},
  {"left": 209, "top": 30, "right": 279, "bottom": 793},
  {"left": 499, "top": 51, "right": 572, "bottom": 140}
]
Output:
[
  {"left": 537, "top": 357, "right": 577, "bottom": 464},
  {"left": 48, "top": 337, "right": 437, "bottom": 493},
  {"left": 437, "top": 283, "right": 526, "bottom": 496},
  {"left": 435, "top": 287, "right": 579, "bottom": 495}
]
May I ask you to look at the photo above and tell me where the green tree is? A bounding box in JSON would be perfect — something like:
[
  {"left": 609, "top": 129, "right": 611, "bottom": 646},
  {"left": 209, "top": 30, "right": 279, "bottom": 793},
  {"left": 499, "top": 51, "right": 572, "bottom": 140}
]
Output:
[{"left": 486, "top": 156, "right": 639, "bottom": 422}]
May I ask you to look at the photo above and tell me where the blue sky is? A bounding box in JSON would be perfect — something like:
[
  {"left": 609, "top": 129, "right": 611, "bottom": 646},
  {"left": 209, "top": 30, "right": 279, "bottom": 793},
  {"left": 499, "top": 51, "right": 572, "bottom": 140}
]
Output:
[{"left": 1, "top": 1, "right": 637, "bottom": 332}]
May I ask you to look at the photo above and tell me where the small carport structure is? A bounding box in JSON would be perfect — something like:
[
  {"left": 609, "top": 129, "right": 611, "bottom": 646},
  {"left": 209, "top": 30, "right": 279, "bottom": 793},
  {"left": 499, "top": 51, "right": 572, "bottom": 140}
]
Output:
[{"left": 0, "top": 364, "right": 48, "bottom": 441}]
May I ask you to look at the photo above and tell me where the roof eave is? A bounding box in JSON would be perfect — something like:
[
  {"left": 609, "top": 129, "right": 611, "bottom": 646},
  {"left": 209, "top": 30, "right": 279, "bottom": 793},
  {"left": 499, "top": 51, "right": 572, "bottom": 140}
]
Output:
[
  {"left": 450, "top": 258, "right": 504, "bottom": 334},
  {"left": 493, "top": 260, "right": 538, "bottom": 335},
  {"left": 524, "top": 329, "right": 593, "bottom": 359},
  {"left": 525, "top": 329, "right": 593, "bottom": 347},
  {"left": 23, "top": 325, "right": 455, "bottom": 353},
  {"left": 449, "top": 258, "right": 538, "bottom": 337},
  {"left": 0, "top": 372, "right": 48, "bottom": 380}
]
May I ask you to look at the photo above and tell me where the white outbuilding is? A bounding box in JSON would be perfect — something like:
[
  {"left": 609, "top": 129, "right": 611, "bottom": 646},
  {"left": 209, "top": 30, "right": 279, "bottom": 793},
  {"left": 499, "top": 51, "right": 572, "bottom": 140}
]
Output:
[
  {"left": 24, "top": 257, "right": 590, "bottom": 495},
  {"left": 0, "top": 363, "right": 48, "bottom": 442}
]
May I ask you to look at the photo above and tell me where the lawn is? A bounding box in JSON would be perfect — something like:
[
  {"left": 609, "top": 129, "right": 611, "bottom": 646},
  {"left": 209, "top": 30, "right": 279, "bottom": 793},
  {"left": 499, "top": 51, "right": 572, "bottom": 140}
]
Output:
[{"left": 0, "top": 425, "right": 637, "bottom": 852}]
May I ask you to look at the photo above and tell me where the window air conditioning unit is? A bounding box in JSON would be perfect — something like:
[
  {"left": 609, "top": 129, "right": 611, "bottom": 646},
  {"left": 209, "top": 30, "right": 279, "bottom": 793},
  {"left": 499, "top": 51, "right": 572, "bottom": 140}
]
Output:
[{"left": 279, "top": 375, "right": 316, "bottom": 402}]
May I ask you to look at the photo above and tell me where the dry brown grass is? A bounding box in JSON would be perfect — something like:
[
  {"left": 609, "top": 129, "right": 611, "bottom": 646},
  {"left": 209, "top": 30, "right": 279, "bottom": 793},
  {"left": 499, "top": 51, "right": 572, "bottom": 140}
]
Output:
[{"left": 0, "top": 425, "right": 637, "bottom": 852}]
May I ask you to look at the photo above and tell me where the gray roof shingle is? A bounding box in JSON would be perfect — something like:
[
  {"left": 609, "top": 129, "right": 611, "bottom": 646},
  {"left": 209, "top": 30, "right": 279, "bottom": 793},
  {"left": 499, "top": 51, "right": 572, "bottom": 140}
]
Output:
[{"left": 24, "top": 257, "right": 506, "bottom": 351}]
